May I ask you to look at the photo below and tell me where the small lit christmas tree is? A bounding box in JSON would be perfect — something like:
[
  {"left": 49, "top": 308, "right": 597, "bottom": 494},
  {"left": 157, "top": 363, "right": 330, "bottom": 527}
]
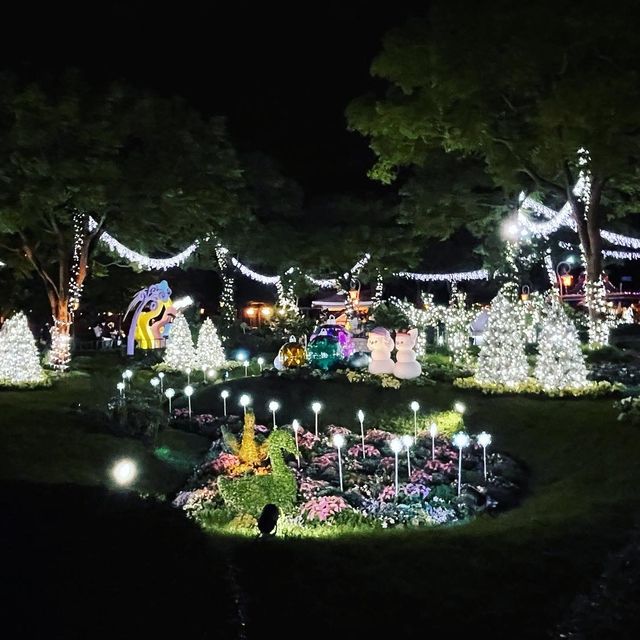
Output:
[
  {"left": 0, "top": 311, "right": 46, "bottom": 385},
  {"left": 163, "top": 314, "right": 196, "bottom": 373},
  {"left": 196, "top": 317, "right": 226, "bottom": 371},
  {"left": 475, "top": 283, "right": 529, "bottom": 387},
  {"left": 445, "top": 287, "right": 474, "bottom": 370},
  {"left": 534, "top": 297, "right": 589, "bottom": 390}
]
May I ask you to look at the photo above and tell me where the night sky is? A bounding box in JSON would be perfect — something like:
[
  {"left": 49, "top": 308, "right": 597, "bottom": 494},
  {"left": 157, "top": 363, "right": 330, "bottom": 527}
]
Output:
[{"left": 1, "top": 2, "right": 425, "bottom": 196}]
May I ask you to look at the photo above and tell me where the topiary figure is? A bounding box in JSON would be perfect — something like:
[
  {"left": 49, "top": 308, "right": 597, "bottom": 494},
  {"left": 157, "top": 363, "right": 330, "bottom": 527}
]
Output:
[
  {"left": 218, "top": 429, "right": 298, "bottom": 516},
  {"left": 223, "top": 411, "right": 268, "bottom": 475}
]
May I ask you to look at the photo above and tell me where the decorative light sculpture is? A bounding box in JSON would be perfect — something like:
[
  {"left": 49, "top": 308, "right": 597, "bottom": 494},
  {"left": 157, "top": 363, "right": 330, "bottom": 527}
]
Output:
[
  {"left": 158, "top": 371, "right": 165, "bottom": 393},
  {"left": 239, "top": 393, "right": 251, "bottom": 415},
  {"left": 257, "top": 357, "right": 265, "bottom": 372},
  {"left": 116, "top": 381, "right": 125, "bottom": 398},
  {"left": 268, "top": 400, "right": 280, "bottom": 429},
  {"left": 123, "top": 369, "right": 133, "bottom": 388},
  {"left": 220, "top": 389, "right": 229, "bottom": 416},
  {"left": 311, "top": 401, "right": 322, "bottom": 437},
  {"left": 410, "top": 401, "right": 419, "bottom": 440},
  {"left": 477, "top": 431, "right": 492, "bottom": 480},
  {"left": 452, "top": 432, "right": 471, "bottom": 495},
  {"left": 165, "top": 387, "right": 175, "bottom": 414},
  {"left": 184, "top": 385, "right": 194, "bottom": 418},
  {"left": 333, "top": 433, "right": 345, "bottom": 491},
  {"left": 390, "top": 438, "right": 403, "bottom": 497}
]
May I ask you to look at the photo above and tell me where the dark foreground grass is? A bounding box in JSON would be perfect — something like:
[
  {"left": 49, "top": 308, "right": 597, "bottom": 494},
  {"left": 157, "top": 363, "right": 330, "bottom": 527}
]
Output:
[{"left": 2, "top": 362, "right": 640, "bottom": 638}]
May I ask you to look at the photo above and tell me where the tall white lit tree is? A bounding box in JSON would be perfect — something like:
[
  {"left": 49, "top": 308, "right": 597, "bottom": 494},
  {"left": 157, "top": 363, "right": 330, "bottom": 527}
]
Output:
[
  {"left": 0, "top": 312, "right": 46, "bottom": 385},
  {"left": 445, "top": 287, "right": 474, "bottom": 370},
  {"left": 196, "top": 318, "right": 226, "bottom": 371},
  {"left": 163, "top": 314, "right": 196, "bottom": 373},
  {"left": 475, "top": 283, "right": 529, "bottom": 387},
  {"left": 534, "top": 297, "right": 589, "bottom": 390}
]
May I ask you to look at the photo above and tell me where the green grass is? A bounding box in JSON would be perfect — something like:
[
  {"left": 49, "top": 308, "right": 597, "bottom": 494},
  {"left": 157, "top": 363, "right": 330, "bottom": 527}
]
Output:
[{"left": 2, "top": 358, "right": 640, "bottom": 637}]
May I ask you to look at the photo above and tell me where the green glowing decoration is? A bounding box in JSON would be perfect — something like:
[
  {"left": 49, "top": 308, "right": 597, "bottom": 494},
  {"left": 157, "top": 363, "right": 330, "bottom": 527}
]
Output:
[{"left": 307, "top": 335, "right": 342, "bottom": 371}]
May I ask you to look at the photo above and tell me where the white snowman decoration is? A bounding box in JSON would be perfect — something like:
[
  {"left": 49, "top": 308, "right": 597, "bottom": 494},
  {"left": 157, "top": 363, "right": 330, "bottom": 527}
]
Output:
[
  {"left": 393, "top": 328, "right": 422, "bottom": 380},
  {"left": 367, "top": 327, "right": 395, "bottom": 375}
]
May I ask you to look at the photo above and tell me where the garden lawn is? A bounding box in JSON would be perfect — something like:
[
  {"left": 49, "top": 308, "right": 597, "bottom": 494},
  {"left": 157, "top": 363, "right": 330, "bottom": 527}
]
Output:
[{"left": 2, "top": 360, "right": 640, "bottom": 638}]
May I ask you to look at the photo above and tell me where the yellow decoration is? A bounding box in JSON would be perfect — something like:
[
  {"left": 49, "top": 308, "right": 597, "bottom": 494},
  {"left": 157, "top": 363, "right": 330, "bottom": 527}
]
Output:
[
  {"left": 223, "top": 411, "right": 268, "bottom": 475},
  {"left": 135, "top": 297, "right": 175, "bottom": 350},
  {"left": 279, "top": 337, "right": 307, "bottom": 368}
]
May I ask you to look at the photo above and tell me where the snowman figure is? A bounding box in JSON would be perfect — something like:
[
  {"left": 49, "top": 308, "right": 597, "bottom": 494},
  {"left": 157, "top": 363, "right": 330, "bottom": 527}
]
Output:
[
  {"left": 367, "top": 327, "right": 395, "bottom": 375},
  {"left": 393, "top": 328, "right": 422, "bottom": 380}
]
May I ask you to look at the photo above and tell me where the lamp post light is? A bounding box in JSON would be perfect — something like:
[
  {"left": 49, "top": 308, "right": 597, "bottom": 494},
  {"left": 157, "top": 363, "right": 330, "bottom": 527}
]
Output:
[
  {"left": 410, "top": 401, "right": 420, "bottom": 440},
  {"left": 292, "top": 419, "right": 301, "bottom": 465},
  {"left": 311, "top": 401, "right": 322, "bottom": 437},
  {"left": 268, "top": 400, "right": 280, "bottom": 429},
  {"left": 184, "top": 385, "right": 194, "bottom": 418},
  {"left": 452, "top": 432, "right": 471, "bottom": 495},
  {"left": 123, "top": 369, "right": 133, "bottom": 389},
  {"left": 357, "top": 410, "right": 365, "bottom": 458},
  {"left": 165, "top": 388, "right": 175, "bottom": 414},
  {"left": 220, "top": 389, "right": 229, "bottom": 416},
  {"left": 239, "top": 393, "right": 251, "bottom": 416},
  {"left": 390, "top": 438, "right": 403, "bottom": 497},
  {"left": 477, "top": 431, "right": 492, "bottom": 480},
  {"left": 429, "top": 422, "right": 437, "bottom": 460},
  {"left": 158, "top": 371, "right": 165, "bottom": 394},
  {"left": 257, "top": 357, "right": 265, "bottom": 372},
  {"left": 116, "top": 381, "right": 125, "bottom": 399},
  {"left": 401, "top": 434, "right": 414, "bottom": 478},
  {"left": 333, "top": 434, "right": 345, "bottom": 491},
  {"left": 150, "top": 377, "right": 160, "bottom": 395}
]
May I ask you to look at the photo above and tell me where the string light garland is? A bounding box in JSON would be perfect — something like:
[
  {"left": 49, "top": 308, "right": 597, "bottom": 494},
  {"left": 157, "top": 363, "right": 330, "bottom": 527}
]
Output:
[
  {"left": 394, "top": 269, "right": 489, "bottom": 282},
  {"left": 68, "top": 210, "right": 86, "bottom": 315},
  {"left": 215, "top": 246, "right": 236, "bottom": 336},
  {"left": 585, "top": 279, "right": 611, "bottom": 347},
  {"left": 49, "top": 319, "right": 72, "bottom": 371}
]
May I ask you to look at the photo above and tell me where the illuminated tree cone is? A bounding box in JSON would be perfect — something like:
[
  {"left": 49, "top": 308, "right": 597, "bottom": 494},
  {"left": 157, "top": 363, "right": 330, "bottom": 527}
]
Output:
[
  {"left": 475, "top": 284, "right": 529, "bottom": 387},
  {"left": 534, "top": 298, "right": 589, "bottom": 391},
  {"left": 196, "top": 318, "right": 226, "bottom": 371},
  {"left": 0, "top": 311, "right": 46, "bottom": 385},
  {"left": 445, "top": 288, "right": 474, "bottom": 370},
  {"left": 163, "top": 314, "right": 196, "bottom": 373}
]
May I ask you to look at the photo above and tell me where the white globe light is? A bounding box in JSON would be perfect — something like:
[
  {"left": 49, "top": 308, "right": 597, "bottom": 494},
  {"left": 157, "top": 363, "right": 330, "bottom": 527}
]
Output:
[
  {"left": 239, "top": 394, "right": 251, "bottom": 407},
  {"left": 429, "top": 422, "right": 437, "bottom": 437},
  {"left": 268, "top": 400, "right": 280, "bottom": 412},
  {"left": 184, "top": 385, "right": 194, "bottom": 397},
  {"left": 477, "top": 431, "right": 492, "bottom": 448},
  {"left": 208, "top": 369, "right": 217, "bottom": 379},
  {"left": 452, "top": 432, "right": 470, "bottom": 449},
  {"left": 390, "top": 438, "right": 403, "bottom": 454},
  {"left": 357, "top": 410, "right": 364, "bottom": 422},
  {"left": 150, "top": 377, "right": 159, "bottom": 387},
  {"left": 410, "top": 401, "right": 419, "bottom": 412},
  {"left": 116, "top": 382, "right": 125, "bottom": 391},
  {"left": 237, "top": 351, "right": 247, "bottom": 362},
  {"left": 257, "top": 357, "right": 265, "bottom": 365},
  {"left": 220, "top": 389, "right": 230, "bottom": 399},
  {"left": 123, "top": 369, "right": 133, "bottom": 380},
  {"left": 292, "top": 419, "right": 301, "bottom": 432},
  {"left": 165, "top": 388, "right": 175, "bottom": 399},
  {"left": 332, "top": 434, "right": 345, "bottom": 448},
  {"left": 401, "top": 434, "right": 413, "bottom": 448},
  {"left": 112, "top": 459, "right": 137, "bottom": 486},
  {"left": 454, "top": 401, "right": 466, "bottom": 414},
  {"left": 312, "top": 401, "right": 322, "bottom": 413},
  {"left": 158, "top": 372, "right": 165, "bottom": 379}
]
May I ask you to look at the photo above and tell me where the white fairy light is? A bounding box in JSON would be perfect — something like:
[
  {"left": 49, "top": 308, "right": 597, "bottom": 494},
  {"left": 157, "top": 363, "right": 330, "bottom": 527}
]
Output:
[
  {"left": 0, "top": 312, "right": 46, "bottom": 385},
  {"left": 163, "top": 315, "right": 197, "bottom": 373},
  {"left": 394, "top": 269, "right": 489, "bottom": 283},
  {"left": 195, "top": 318, "right": 225, "bottom": 372}
]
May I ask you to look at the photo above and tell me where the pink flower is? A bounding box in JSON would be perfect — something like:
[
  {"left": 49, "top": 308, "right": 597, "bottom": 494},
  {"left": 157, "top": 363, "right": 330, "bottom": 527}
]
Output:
[
  {"left": 313, "top": 452, "right": 338, "bottom": 470},
  {"left": 300, "top": 496, "right": 350, "bottom": 522},
  {"left": 210, "top": 452, "right": 240, "bottom": 475},
  {"left": 364, "top": 429, "right": 394, "bottom": 443},
  {"left": 378, "top": 485, "right": 396, "bottom": 502},
  {"left": 379, "top": 456, "right": 395, "bottom": 470},
  {"left": 347, "top": 444, "right": 381, "bottom": 458},
  {"left": 326, "top": 425, "right": 352, "bottom": 437}
]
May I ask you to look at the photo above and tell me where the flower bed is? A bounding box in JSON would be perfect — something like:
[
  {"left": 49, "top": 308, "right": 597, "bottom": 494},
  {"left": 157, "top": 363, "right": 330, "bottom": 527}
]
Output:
[{"left": 173, "top": 413, "right": 527, "bottom": 537}]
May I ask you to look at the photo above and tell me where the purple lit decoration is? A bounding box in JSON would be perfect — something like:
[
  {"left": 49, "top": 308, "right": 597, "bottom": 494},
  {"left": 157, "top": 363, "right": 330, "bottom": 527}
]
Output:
[
  {"left": 123, "top": 280, "right": 172, "bottom": 356},
  {"left": 310, "top": 316, "right": 355, "bottom": 358}
]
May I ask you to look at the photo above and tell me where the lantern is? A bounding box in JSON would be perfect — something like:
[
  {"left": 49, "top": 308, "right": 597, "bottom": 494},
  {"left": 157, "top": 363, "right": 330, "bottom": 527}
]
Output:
[{"left": 278, "top": 335, "right": 307, "bottom": 368}]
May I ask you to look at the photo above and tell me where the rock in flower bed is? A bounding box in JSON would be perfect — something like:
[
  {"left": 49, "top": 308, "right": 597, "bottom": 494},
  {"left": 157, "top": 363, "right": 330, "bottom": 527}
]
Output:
[{"left": 173, "top": 411, "right": 527, "bottom": 536}]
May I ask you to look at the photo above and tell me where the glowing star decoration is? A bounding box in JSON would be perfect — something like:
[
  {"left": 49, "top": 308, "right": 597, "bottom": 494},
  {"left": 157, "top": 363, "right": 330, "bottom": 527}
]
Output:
[
  {"left": 278, "top": 336, "right": 307, "bottom": 368},
  {"left": 112, "top": 459, "right": 137, "bottom": 486},
  {"left": 239, "top": 393, "right": 251, "bottom": 415},
  {"left": 534, "top": 297, "right": 589, "bottom": 391},
  {"left": 410, "top": 401, "right": 420, "bottom": 440},
  {"left": 306, "top": 333, "right": 342, "bottom": 371},
  {"left": 390, "top": 438, "right": 403, "bottom": 497},
  {"left": 269, "top": 400, "right": 280, "bottom": 429},
  {"left": 220, "top": 389, "right": 230, "bottom": 416},
  {"left": 452, "top": 432, "right": 471, "bottom": 495},
  {"left": 311, "top": 401, "right": 322, "bottom": 437},
  {"left": 195, "top": 318, "right": 226, "bottom": 372},
  {"left": 477, "top": 431, "right": 492, "bottom": 480},
  {"left": 163, "top": 314, "right": 197, "bottom": 374},
  {"left": 0, "top": 312, "right": 46, "bottom": 386},
  {"left": 475, "top": 283, "right": 529, "bottom": 388},
  {"left": 401, "top": 434, "right": 413, "bottom": 478},
  {"left": 165, "top": 388, "right": 175, "bottom": 413},
  {"left": 332, "top": 434, "right": 346, "bottom": 491},
  {"left": 184, "top": 385, "right": 194, "bottom": 418}
]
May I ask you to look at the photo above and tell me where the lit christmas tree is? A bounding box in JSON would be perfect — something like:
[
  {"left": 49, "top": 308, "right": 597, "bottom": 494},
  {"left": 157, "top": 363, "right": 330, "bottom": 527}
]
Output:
[
  {"left": 534, "top": 297, "right": 589, "bottom": 390},
  {"left": 445, "top": 287, "right": 474, "bottom": 370},
  {"left": 163, "top": 314, "right": 196, "bottom": 373},
  {"left": 475, "top": 283, "right": 529, "bottom": 387},
  {"left": 0, "top": 312, "right": 46, "bottom": 385},
  {"left": 196, "top": 317, "right": 226, "bottom": 371}
]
